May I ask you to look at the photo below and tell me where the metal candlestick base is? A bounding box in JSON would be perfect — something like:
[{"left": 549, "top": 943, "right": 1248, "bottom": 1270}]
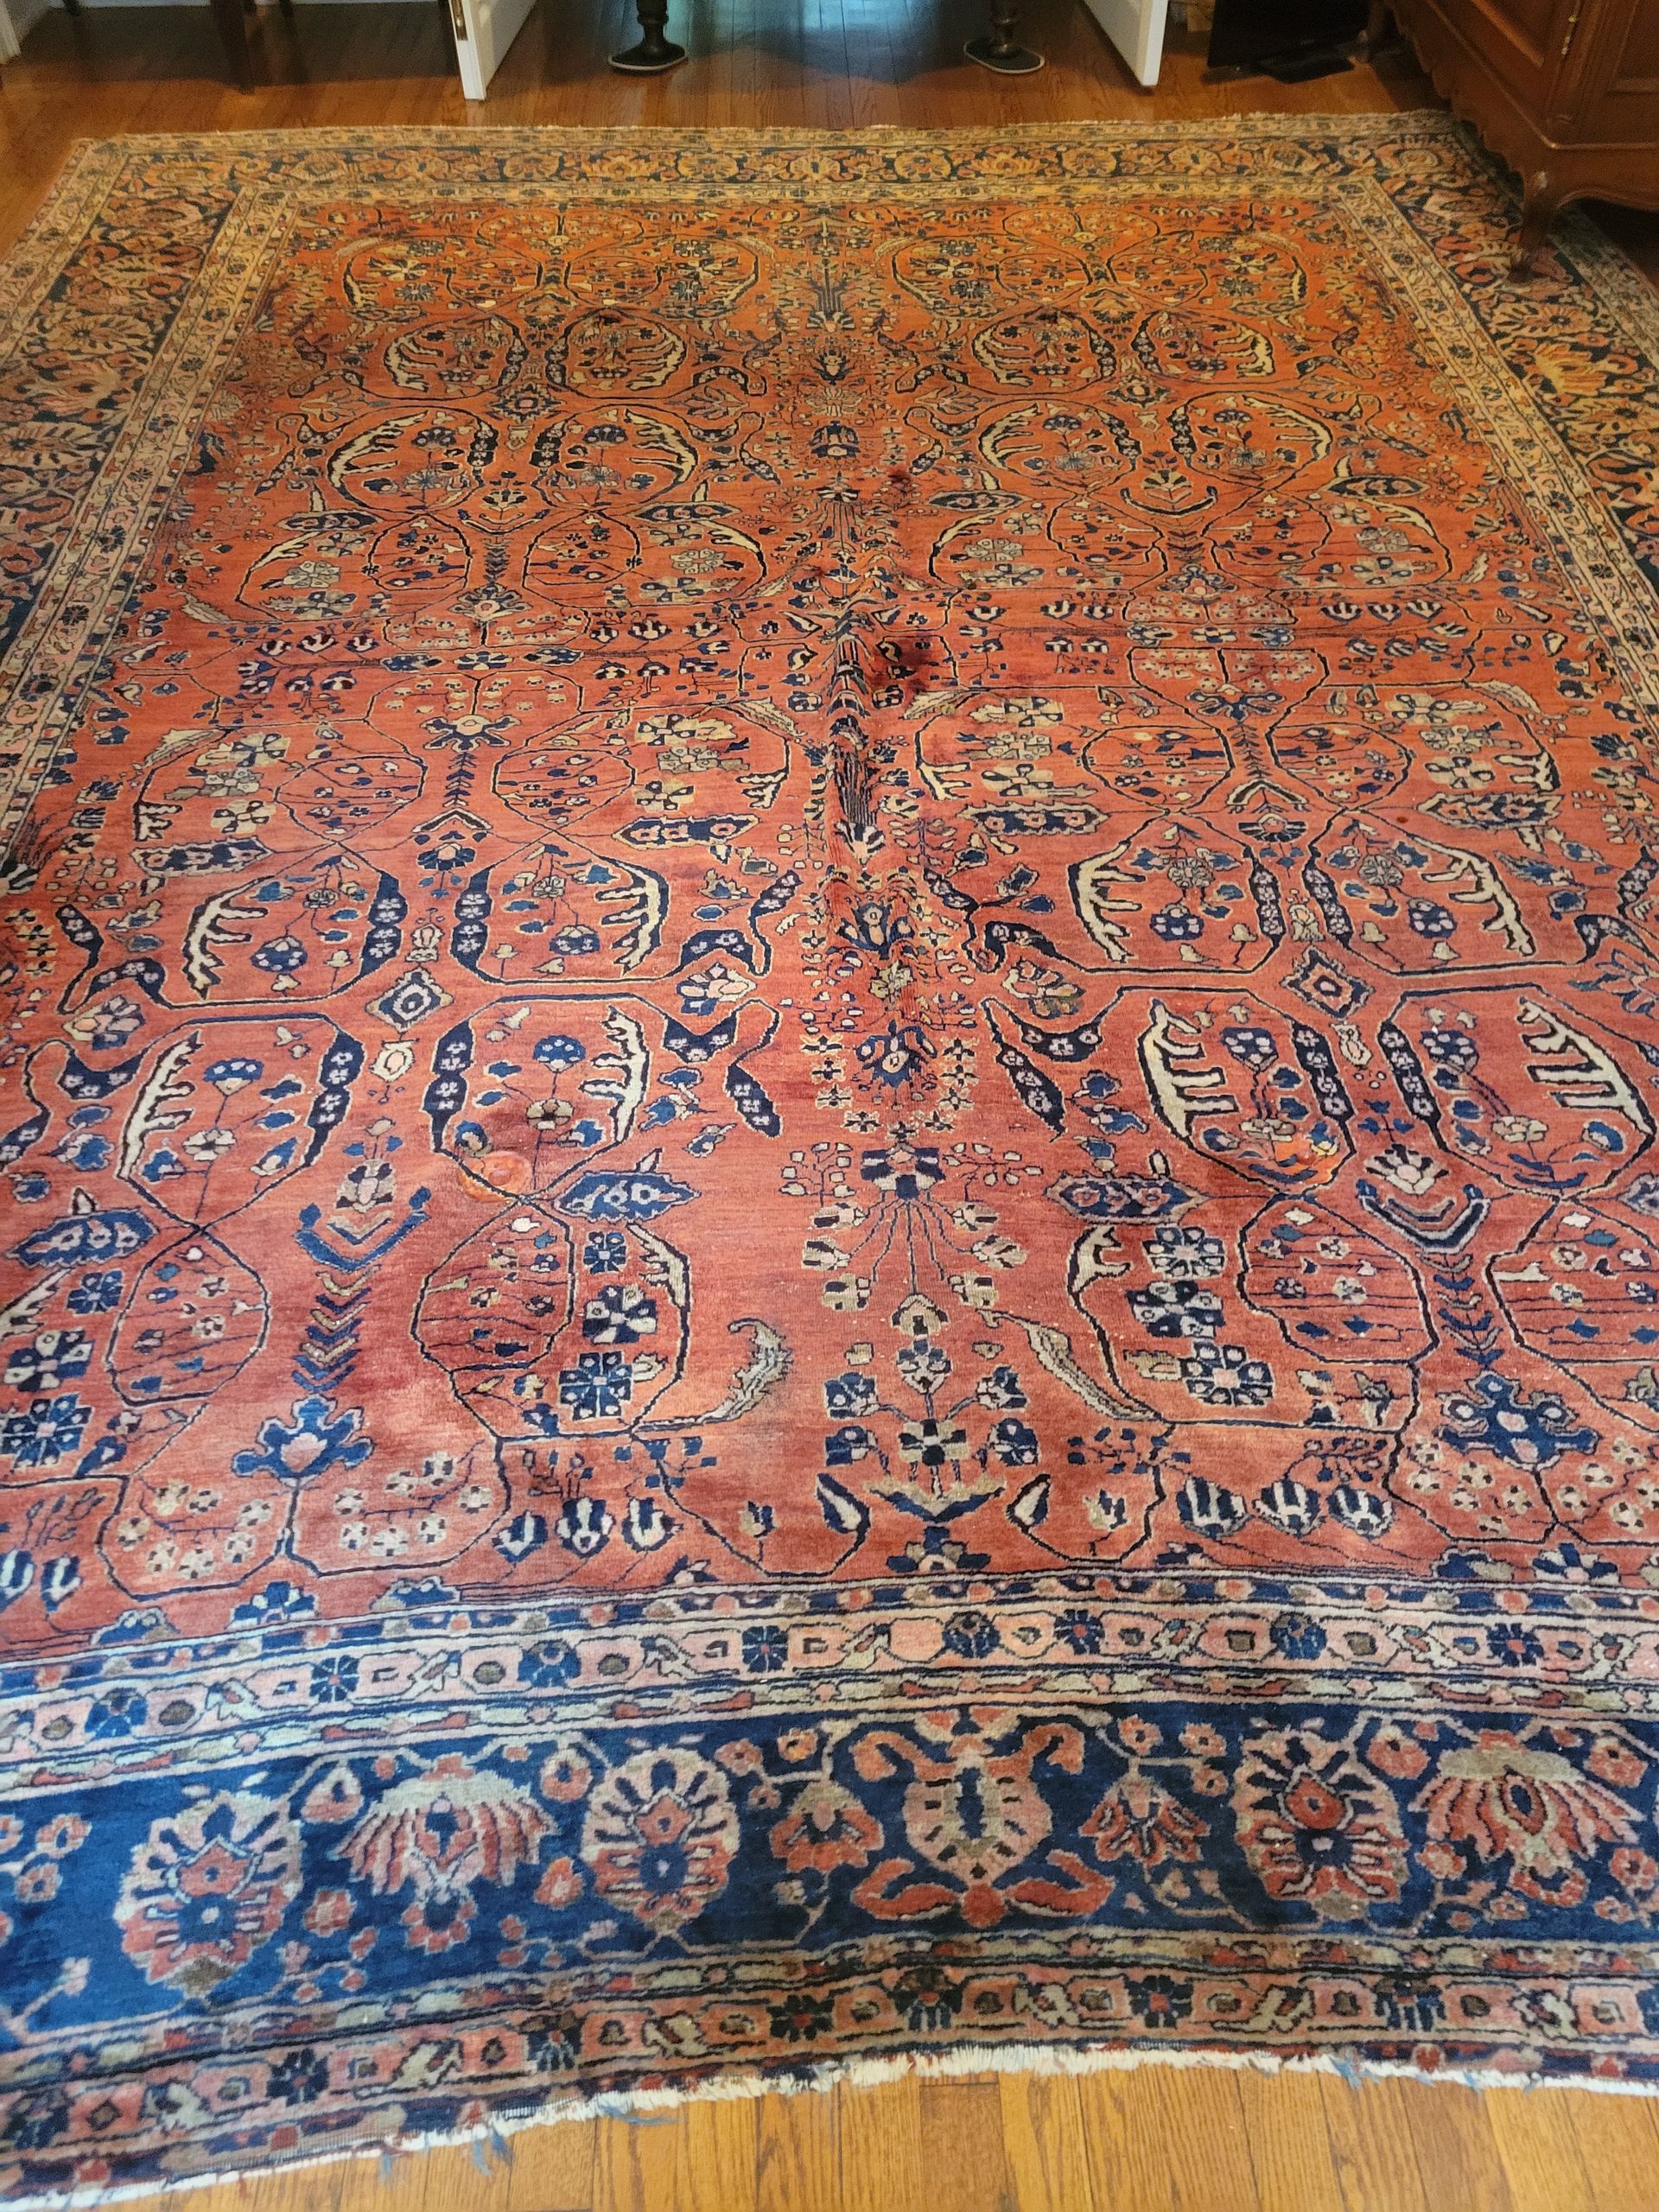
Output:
[
  {"left": 964, "top": 33, "right": 1044, "bottom": 68},
  {"left": 609, "top": 31, "right": 686, "bottom": 67}
]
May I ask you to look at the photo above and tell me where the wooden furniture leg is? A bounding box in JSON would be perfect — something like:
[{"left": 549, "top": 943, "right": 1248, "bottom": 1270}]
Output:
[
  {"left": 1388, "top": 0, "right": 1659, "bottom": 277},
  {"left": 1510, "top": 171, "right": 1561, "bottom": 276},
  {"left": 209, "top": 0, "right": 256, "bottom": 86},
  {"left": 965, "top": 0, "right": 1042, "bottom": 73},
  {"left": 610, "top": 0, "right": 685, "bottom": 72}
]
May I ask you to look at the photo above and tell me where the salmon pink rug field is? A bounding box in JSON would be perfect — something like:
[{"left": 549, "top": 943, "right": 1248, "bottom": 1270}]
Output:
[{"left": 3, "top": 117, "right": 1659, "bottom": 2201}]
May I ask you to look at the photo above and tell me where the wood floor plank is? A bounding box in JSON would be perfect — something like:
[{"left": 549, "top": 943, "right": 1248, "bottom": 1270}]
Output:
[
  {"left": 1566, "top": 2092, "right": 1659, "bottom": 2212},
  {"left": 1566, "top": 2093, "right": 1659, "bottom": 2212},
  {"left": 1074, "top": 2065, "right": 1261, "bottom": 2212},
  {"left": 995, "top": 2069, "right": 1098, "bottom": 2212},
  {"left": 1484, "top": 2085, "right": 1603, "bottom": 2212},
  {"left": 835, "top": 2073, "right": 928, "bottom": 2212},
  {"left": 590, "top": 2106, "right": 684, "bottom": 2212},
  {"left": 1316, "top": 2075, "right": 1433, "bottom": 2212},
  {"left": 665, "top": 2090, "right": 760, "bottom": 2212},
  {"left": 753, "top": 2086, "right": 841, "bottom": 2212},
  {"left": 918, "top": 2077, "right": 1019, "bottom": 2212},
  {"left": 1232, "top": 2069, "right": 1345, "bottom": 2212},
  {"left": 500, "top": 2118, "right": 601, "bottom": 2212},
  {"left": 1382, "top": 2079, "right": 1514, "bottom": 2212},
  {"left": 1481, "top": 2082, "right": 1659, "bottom": 2212}
]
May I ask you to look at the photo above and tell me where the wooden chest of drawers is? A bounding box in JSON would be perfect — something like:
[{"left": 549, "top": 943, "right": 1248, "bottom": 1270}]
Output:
[{"left": 1382, "top": 0, "right": 1659, "bottom": 270}]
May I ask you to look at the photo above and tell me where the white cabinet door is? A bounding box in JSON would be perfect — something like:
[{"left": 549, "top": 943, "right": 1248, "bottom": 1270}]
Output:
[
  {"left": 1079, "top": 0, "right": 1167, "bottom": 84},
  {"left": 448, "top": 0, "right": 536, "bottom": 99}
]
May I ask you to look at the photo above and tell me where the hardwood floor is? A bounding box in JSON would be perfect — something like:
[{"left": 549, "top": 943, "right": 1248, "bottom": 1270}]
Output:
[{"left": 3, "top": 11, "right": 1659, "bottom": 2204}]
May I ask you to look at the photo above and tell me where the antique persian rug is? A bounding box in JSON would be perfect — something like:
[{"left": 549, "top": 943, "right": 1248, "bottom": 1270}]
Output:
[{"left": 3, "top": 116, "right": 1659, "bottom": 2197}]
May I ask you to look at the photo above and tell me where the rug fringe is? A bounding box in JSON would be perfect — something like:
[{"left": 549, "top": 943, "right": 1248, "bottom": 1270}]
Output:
[{"left": 14, "top": 2036, "right": 1659, "bottom": 2212}]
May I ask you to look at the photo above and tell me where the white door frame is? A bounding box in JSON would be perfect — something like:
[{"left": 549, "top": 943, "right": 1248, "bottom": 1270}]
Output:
[
  {"left": 1080, "top": 0, "right": 1167, "bottom": 84},
  {"left": 0, "top": 0, "right": 54, "bottom": 59},
  {"left": 448, "top": 0, "right": 535, "bottom": 99}
]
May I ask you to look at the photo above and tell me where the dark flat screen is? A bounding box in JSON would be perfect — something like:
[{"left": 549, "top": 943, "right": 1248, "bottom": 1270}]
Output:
[{"left": 1208, "top": 0, "right": 1367, "bottom": 68}]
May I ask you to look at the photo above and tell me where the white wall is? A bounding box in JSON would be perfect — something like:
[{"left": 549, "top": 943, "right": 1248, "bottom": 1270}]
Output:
[{"left": 0, "top": 0, "right": 53, "bottom": 54}]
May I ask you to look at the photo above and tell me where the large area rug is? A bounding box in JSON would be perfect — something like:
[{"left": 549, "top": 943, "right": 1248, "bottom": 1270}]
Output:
[{"left": 3, "top": 115, "right": 1659, "bottom": 2198}]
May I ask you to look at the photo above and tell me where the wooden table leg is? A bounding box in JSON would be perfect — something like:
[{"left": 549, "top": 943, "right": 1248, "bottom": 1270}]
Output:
[
  {"left": 965, "top": 0, "right": 1043, "bottom": 73},
  {"left": 610, "top": 0, "right": 685, "bottom": 71},
  {"left": 1510, "top": 170, "right": 1562, "bottom": 276},
  {"left": 209, "top": 0, "right": 256, "bottom": 87},
  {"left": 1363, "top": 0, "right": 1396, "bottom": 51}
]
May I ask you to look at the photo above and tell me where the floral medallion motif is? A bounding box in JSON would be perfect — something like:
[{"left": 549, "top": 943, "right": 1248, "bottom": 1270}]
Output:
[
  {"left": 114, "top": 1791, "right": 302, "bottom": 1995},
  {"left": 581, "top": 1749, "right": 740, "bottom": 1937}
]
